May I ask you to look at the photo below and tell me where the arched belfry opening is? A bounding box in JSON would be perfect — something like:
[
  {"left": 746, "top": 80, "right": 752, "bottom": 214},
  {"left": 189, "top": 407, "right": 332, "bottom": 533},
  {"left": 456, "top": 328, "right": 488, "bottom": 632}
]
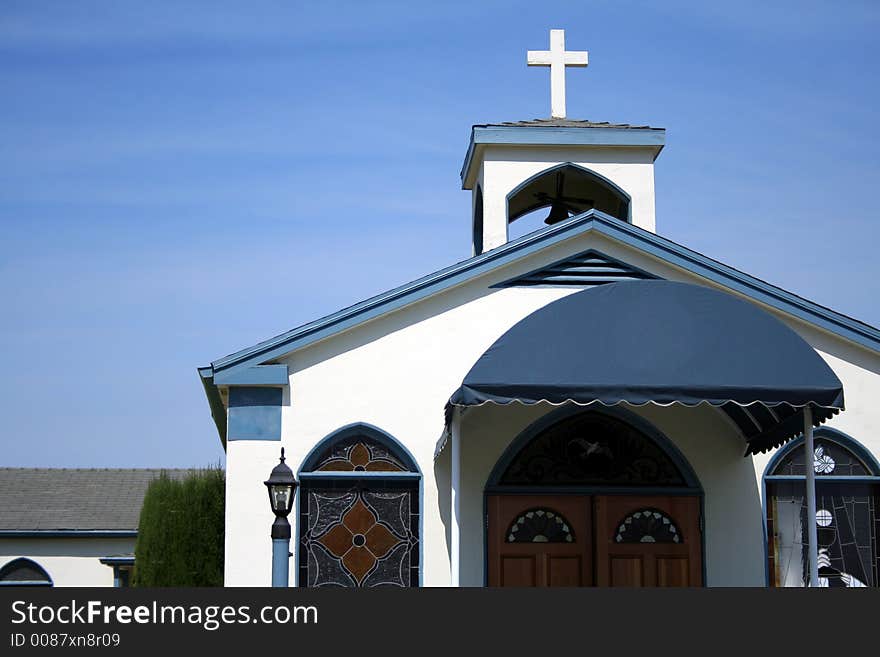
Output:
[
  {"left": 460, "top": 119, "right": 664, "bottom": 252},
  {"left": 473, "top": 185, "right": 484, "bottom": 256},
  {"left": 507, "top": 163, "right": 630, "bottom": 235}
]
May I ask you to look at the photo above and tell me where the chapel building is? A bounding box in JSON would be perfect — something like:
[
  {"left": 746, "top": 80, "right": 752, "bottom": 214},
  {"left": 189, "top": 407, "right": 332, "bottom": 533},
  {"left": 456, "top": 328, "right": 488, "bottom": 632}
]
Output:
[{"left": 199, "top": 31, "right": 880, "bottom": 588}]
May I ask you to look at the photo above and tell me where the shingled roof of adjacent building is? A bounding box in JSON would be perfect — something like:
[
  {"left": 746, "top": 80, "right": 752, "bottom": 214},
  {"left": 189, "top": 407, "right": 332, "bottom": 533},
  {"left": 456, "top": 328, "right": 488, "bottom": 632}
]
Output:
[
  {"left": 0, "top": 468, "right": 197, "bottom": 532},
  {"left": 476, "top": 118, "right": 663, "bottom": 130}
]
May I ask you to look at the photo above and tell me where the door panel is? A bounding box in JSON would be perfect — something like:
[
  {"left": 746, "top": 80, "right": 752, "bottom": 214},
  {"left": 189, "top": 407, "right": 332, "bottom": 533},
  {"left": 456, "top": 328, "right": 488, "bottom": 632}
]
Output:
[
  {"left": 656, "top": 556, "right": 689, "bottom": 587},
  {"left": 501, "top": 556, "right": 536, "bottom": 587},
  {"left": 488, "top": 494, "right": 702, "bottom": 587},
  {"left": 610, "top": 556, "right": 644, "bottom": 586},
  {"left": 594, "top": 495, "right": 702, "bottom": 587},
  {"left": 548, "top": 555, "right": 583, "bottom": 586},
  {"left": 488, "top": 495, "right": 592, "bottom": 587}
]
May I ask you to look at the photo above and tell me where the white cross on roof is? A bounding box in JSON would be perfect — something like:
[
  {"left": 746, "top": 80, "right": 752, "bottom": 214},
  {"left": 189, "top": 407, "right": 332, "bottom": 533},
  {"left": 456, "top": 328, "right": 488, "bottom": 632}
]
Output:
[{"left": 527, "top": 29, "right": 588, "bottom": 119}]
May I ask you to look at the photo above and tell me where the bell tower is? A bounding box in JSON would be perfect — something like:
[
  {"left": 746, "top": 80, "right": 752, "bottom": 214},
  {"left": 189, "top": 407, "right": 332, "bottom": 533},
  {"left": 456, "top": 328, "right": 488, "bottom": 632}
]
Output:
[{"left": 463, "top": 30, "right": 665, "bottom": 255}]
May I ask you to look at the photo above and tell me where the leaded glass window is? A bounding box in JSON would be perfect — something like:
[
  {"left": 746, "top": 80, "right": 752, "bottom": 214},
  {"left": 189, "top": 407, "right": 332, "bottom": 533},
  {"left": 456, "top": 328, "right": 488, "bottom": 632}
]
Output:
[
  {"left": 498, "top": 411, "right": 686, "bottom": 486},
  {"left": 299, "top": 425, "right": 420, "bottom": 587},
  {"left": 310, "top": 436, "right": 408, "bottom": 472},
  {"left": 506, "top": 508, "right": 574, "bottom": 543},
  {"left": 766, "top": 432, "right": 880, "bottom": 588},
  {"left": 771, "top": 440, "right": 871, "bottom": 477},
  {"left": 614, "top": 509, "right": 681, "bottom": 544}
]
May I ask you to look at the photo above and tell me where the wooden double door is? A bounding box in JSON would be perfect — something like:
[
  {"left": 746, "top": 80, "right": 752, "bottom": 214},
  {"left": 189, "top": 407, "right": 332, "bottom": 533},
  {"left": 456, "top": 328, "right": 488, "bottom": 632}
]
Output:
[{"left": 488, "top": 494, "right": 702, "bottom": 587}]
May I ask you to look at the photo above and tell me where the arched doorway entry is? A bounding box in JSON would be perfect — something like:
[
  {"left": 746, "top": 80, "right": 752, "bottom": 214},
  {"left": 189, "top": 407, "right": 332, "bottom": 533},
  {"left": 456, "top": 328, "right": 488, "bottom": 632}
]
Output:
[{"left": 485, "top": 408, "right": 703, "bottom": 587}]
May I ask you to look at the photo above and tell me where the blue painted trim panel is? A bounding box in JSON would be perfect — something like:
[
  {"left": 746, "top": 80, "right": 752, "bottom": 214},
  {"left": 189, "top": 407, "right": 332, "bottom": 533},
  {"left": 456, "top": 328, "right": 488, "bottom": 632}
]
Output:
[
  {"left": 0, "top": 530, "right": 138, "bottom": 538},
  {"left": 271, "top": 537, "right": 291, "bottom": 587},
  {"left": 765, "top": 475, "right": 880, "bottom": 482},
  {"left": 0, "top": 581, "right": 53, "bottom": 587},
  {"left": 199, "top": 369, "right": 228, "bottom": 449},
  {"left": 461, "top": 125, "right": 666, "bottom": 187},
  {"left": 483, "top": 485, "right": 701, "bottom": 495},
  {"left": 99, "top": 557, "right": 135, "bottom": 566},
  {"left": 227, "top": 387, "right": 282, "bottom": 441},
  {"left": 214, "top": 364, "right": 289, "bottom": 386},
  {"left": 298, "top": 471, "right": 421, "bottom": 480}
]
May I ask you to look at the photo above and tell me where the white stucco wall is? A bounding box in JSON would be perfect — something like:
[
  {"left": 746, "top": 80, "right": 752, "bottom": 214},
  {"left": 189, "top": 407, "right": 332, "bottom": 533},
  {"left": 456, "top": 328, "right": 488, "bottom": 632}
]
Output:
[
  {"left": 0, "top": 538, "right": 134, "bottom": 587},
  {"left": 221, "top": 226, "right": 880, "bottom": 587}
]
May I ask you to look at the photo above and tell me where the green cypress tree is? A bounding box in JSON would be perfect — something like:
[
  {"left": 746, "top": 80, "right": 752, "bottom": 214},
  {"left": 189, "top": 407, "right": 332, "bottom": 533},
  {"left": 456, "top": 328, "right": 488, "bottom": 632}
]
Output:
[{"left": 133, "top": 467, "right": 224, "bottom": 586}]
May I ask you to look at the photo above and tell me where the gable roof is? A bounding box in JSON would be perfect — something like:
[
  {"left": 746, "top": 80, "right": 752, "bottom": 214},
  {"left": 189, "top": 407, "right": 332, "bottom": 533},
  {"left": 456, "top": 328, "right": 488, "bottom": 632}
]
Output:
[
  {"left": 0, "top": 468, "right": 195, "bottom": 534},
  {"left": 199, "top": 210, "right": 880, "bottom": 443}
]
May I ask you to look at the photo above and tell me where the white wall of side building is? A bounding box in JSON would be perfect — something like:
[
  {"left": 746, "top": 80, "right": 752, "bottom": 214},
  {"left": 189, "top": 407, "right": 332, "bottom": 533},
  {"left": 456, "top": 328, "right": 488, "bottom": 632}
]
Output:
[{"left": 0, "top": 538, "right": 134, "bottom": 587}]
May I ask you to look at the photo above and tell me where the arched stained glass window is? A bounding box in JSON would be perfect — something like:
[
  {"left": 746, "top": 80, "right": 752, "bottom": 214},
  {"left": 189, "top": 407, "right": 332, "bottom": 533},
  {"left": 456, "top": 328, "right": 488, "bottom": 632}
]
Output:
[
  {"left": 299, "top": 424, "right": 421, "bottom": 588},
  {"left": 0, "top": 558, "right": 52, "bottom": 586},
  {"left": 765, "top": 428, "right": 880, "bottom": 588}
]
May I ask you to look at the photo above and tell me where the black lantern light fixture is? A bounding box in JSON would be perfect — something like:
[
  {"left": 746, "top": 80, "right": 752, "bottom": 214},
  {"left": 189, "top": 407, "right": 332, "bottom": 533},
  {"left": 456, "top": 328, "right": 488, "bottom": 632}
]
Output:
[
  {"left": 264, "top": 448, "right": 298, "bottom": 587},
  {"left": 265, "top": 448, "right": 297, "bottom": 519}
]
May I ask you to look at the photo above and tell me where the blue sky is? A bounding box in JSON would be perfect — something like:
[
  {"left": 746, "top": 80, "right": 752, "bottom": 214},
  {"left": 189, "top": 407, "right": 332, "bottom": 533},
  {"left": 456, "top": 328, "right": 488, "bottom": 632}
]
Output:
[{"left": 1, "top": 1, "right": 878, "bottom": 468}]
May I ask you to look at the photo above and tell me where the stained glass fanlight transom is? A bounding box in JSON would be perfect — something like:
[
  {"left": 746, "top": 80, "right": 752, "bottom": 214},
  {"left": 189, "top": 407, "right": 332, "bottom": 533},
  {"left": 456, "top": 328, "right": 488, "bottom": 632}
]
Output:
[
  {"left": 771, "top": 440, "right": 874, "bottom": 477},
  {"left": 506, "top": 508, "right": 574, "bottom": 543},
  {"left": 312, "top": 436, "right": 408, "bottom": 472},
  {"left": 498, "top": 412, "right": 686, "bottom": 486},
  {"left": 299, "top": 426, "right": 420, "bottom": 588},
  {"left": 614, "top": 509, "right": 681, "bottom": 544},
  {"left": 766, "top": 431, "right": 880, "bottom": 588}
]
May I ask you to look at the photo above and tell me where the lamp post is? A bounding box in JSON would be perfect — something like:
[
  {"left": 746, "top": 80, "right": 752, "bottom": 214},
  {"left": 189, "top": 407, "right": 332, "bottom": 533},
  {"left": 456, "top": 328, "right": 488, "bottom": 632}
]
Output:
[{"left": 264, "top": 447, "right": 297, "bottom": 587}]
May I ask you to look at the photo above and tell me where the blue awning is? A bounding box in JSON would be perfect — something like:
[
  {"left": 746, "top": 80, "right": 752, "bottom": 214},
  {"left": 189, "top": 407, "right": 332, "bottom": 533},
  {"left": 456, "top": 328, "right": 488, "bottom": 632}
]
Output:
[{"left": 448, "top": 280, "right": 844, "bottom": 455}]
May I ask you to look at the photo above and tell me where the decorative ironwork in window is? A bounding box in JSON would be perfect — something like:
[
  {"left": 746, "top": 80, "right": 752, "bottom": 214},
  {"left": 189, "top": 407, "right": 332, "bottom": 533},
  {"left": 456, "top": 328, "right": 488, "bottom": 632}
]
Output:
[
  {"left": 614, "top": 509, "right": 681, "bottom": 544},
  {"left": 506, "top": 508, "right": 574, "bottom": 543},
  {"left": 299, "top": 426, "right": 420, "bottom": 587},
  {"left": 766, "top": 432, "right": 880, "bottom": 587},
  {"left": 498, "top": 412, "right": 686, "bottom": 486},
  {"left": 771, "top": 440, "right": 872, "bottom": 477}
]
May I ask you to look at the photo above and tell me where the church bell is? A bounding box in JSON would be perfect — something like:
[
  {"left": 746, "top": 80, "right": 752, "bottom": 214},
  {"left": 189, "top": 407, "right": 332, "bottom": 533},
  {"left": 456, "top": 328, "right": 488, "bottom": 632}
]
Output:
[{"left": 544, "top": 200, "right": 571, "bottom": 225}]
